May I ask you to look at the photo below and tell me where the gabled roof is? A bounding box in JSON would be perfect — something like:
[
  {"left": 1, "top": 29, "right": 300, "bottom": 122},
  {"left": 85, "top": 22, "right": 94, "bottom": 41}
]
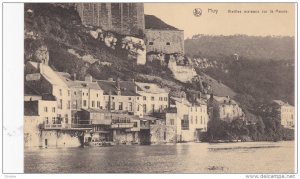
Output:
[
  {"left": 145, "top": 15, "right": 180, "bottom": 30},
  {"left": 273, "top": 100, "right": 293, "bottom": 107},
  {"left": 213, "top": 96, "right": 238, "bottom": 105},
  {"left": 96, "top": 80, "right": 140, "bottom": 96},
  {"left": 56, "top": 72, "right": 102, "bottom": 90},
  {"left": 26, "top": 61, "right": 68, "bottom": 87},
  {"left": 135, "top": 82, "right": 169, "bottom": 94}
]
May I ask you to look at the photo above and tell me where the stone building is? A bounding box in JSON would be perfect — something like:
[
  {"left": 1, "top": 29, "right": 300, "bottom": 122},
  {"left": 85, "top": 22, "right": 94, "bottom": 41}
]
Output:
[
  {"left": 135, "top": 82, "right": 169, "bottom": 115},
  {"left": 25, "top": 61, "right": 72, "bottom": 125},
  {"left": 207, "top": 94, "right": 244, "bottom": 122},
  {"left": 169, "top": 97, "right": 208, "bottom": 142},
  {"left": 75, "top": 3, "right": 145, "bottom": 36},
  {"left": 272, "top": 100, "right": 295, "bottom": 129},
  {"left": 144, "top": 15, "right": 184, "bottom": 54}
]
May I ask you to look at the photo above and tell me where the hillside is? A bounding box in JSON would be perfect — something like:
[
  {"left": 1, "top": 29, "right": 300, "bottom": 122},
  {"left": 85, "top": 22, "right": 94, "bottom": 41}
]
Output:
[
  {"left": 24, "top": 4, "right": 237, "bottom": 101},
  {"left": 185, "top": 34, "right": 294, "bottom": 61}
]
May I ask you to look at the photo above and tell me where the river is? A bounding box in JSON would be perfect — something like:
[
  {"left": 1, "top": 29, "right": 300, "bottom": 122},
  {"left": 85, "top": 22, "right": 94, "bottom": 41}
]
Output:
[{"left": 24, "top": 141, "right": 295, "bottom": 173}]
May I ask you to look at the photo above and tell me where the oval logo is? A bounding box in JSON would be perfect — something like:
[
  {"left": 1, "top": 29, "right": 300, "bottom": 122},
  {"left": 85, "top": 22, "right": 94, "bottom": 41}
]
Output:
[{"left": 193, "top": 8, "right": 202, "bottom": 17}]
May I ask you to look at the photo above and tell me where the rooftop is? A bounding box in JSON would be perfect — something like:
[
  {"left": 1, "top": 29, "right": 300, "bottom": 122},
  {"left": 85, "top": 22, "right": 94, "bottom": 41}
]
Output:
[
  {"left": 136, "top": 82, "right": 169, "bottom": 94},
  {"left": 273, "top": 100, "right": 293, "bottom": 106},
  {"left": 57, "top": 72, "right": 102, "bottom": 90},
  {"left": 145, "top": 15, "right": 181, "bottom": 31},
  {"left": 26, "top": 61, "right": 68, "bottom": 87},
  {"left": 96, "top": 80, "right": 141, "bottom": 96},
  {"left": 213, "top": 96, "right": 238, "bottom": 105}
]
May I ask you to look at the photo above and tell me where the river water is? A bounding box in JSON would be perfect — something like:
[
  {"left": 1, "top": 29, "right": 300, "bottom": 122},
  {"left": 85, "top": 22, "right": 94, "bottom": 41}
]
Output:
[{"left": 24, "top": 141, "right": 295, "bottom": 173}]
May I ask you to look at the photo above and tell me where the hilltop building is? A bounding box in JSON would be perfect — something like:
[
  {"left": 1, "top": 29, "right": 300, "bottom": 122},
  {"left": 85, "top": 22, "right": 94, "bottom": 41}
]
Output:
[
  {"left": 75, "top": 3, "right": 145, "bottom": 36},
  {"left": 272, "top": 100, "right": 295, "bottom": 129},
  {"left": 144, "top": 15, "right": 184, "bottom": 54}
]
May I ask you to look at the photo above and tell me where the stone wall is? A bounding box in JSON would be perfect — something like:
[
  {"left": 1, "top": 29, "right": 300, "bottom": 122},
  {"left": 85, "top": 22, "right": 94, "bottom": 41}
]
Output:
[
  {"left": 150, "top": 122, "right": 176, "bottom": 144},
  {"left": 145, "top": 29, "right": 184, "bottom": 54},
  {"left": 75, "top": 3, "right": 145, "bottom": 36},
  {"left": 112, "top": 129, "right": 139, "bottom": 144}
]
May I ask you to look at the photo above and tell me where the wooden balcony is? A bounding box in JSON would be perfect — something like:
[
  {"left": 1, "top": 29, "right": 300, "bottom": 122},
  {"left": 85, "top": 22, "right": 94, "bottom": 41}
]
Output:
[
  {"left": 43, "top": 123, "right": 92, "bottom": 130},
  {"left": 111, "top": 123, "right": 135, "bottom": 129}
]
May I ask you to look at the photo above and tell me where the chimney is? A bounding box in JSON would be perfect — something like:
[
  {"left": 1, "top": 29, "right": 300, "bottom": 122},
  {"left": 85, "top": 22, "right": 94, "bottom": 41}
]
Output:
[
  {"left": 72, "top": 73, "right": 76, "bottom": 81},
  {"left": 210, "top": 93, "right": 214, "bottom": 100},
  {"left": 134, "top": 85, "right": 137, "bottom": 93},
  {"left": 116, "top": 77, "right": 121, "bottom": 90}
]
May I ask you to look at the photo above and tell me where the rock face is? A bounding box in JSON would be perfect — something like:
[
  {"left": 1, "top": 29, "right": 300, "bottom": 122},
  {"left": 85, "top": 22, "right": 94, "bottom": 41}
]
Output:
[{"left": 33, "top": 45, "right": 49, "bottom": 65}]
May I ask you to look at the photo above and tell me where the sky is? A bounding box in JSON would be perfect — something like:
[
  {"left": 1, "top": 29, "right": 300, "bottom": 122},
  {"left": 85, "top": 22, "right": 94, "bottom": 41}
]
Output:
[{"left": 144, "top": 3, "right": 296, "bottom": 39}]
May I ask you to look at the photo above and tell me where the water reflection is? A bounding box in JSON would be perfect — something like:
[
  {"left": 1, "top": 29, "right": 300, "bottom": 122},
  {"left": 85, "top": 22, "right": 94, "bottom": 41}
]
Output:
[{"left": 25, "top": 141, "right": 295, "bottom": 173}]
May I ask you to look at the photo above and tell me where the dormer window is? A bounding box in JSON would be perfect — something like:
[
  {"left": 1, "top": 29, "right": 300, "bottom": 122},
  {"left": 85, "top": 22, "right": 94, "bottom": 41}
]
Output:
[
  {"left": 149, "top": 42, "right": 154, "bottom": 45},
  {"left": 166, "top": 42, "right": 170, "bottom": 45}
]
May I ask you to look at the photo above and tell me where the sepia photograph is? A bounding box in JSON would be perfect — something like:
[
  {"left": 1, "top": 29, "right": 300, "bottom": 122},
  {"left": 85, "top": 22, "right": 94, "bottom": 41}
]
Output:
[{"left": 8, "top": 1, "right": 297, "bottom": 175}]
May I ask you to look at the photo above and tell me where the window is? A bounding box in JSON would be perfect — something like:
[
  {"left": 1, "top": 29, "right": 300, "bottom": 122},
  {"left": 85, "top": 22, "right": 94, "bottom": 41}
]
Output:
[
  {"left": 74, "top": 91, "right": 77, "bottom": 95},
  {"left": 68, "top": 90, "right": 70, "bottom": 96},
  {"left": 152, "top": 104, "right": 155, "bottom": 112},
  {"left": 151, "top": 96, "right": 154, "bottom": 101},
  {"left": 159, "top": 97, "right": 163, "bottom": 101},
  {"left": 97, "top": 101, "right": 100, "bottom": 108},
  {"left": 170, "top": 119, "right": 174, "bottom": 125},
  {"left": 137, "top": 97, "right": 139, "bottom": 100},
  {"left": 83, "top": 100, "right": 87, "bottom": 107},
  {"left": 191, "top": 107, "right": 193, "bottom": 112},
  {"left": 149, "top": 42, "right": 154, "bottom": 45},
  {"left": 45, "top": 117, "right": 49, "bottom": 124},
  {"left": 82, "top": 92, "right": 84, "bottom": 96},
  {"left": 73, "top": 101, "right": 78, "bottom": 109},
  {"left": 196, "top": 116, "right": 198, "bottom": 124},
  {"left": 196, "top": 107, "right": 197, "bottom": 112},
  {"left": 143, "top": 104, "right": 147, "bottom": 113},
  {"left": 111, "top": 102, "right": 116, "bottom": 110},
  {"left": 67, "top": 101, "right": 70, "bottom": 109},
  {"left": 164, "top": 97, "right": 168, "bottom": 101},
  {"left": 166, "top": 42, "right": 170, "bottom": 45},
  {"left": 191, "top": 116, "right": 193, "bottom": 124},
  {"left": 143, "top": 96, "right": 146, "bottom": 100},
  {"left": 137, "top": 105, "right": 140, "bottom": 111},
  {"left": 97, "top": 93, "right": 99, "bottom": 97},
  {"left": 201, "top": 116, "right": 203, "bottom": 124},
  {"left": 128, "top": 102, "right": 133, "bottom": 111},
  {"left": 52, "top": 107, "right": 55, "bottom": 113},
  {"left": 58, "top": 99, "right": 63, "bottom": 109},
  {"left": 86, "top": 93, "right": 88, "bottom": 96},
  {"left": 59, "top": 89, "right": 62, "bottom": 96},
  {"left": 44, "top": 107, "right": 48, "bottom": 112},
  {"left": 119, "top": 102, "right": 123, "bottom": 110},
  {"left": 92, "top": 101, "right": 95, "bottom": 107}
]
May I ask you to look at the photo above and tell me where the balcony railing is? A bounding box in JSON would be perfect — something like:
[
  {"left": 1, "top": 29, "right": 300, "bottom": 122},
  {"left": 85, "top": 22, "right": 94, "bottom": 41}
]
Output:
[
  {"left": 111, "top": 123, "right": 135, "bottom": 129},
  {"left": 43, "top": 123, "right": 92, "bottom": 129}
]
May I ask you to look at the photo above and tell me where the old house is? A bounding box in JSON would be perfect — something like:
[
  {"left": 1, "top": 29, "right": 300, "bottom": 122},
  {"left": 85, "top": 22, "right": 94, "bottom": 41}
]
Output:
[
  {"left": 272, "top": 100, "right": 294, "bottom": 129},
  {"left": 169, "top": 97, "right": 208, "bottom": 142},
  {"left": 96, "top": 78, "right": 144, "bottom": 118},
  {"left": 135, "top": 82, "right": 169, "bottom": 115},
  {"left": 56, "top": 72, "right": 104, "bottom": 124},
  {"left": 207, "top": 94, "right": 244, "bottom": 122},
  {"left": 25, "top": 61, "right": 72, "bottom": 126}
]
